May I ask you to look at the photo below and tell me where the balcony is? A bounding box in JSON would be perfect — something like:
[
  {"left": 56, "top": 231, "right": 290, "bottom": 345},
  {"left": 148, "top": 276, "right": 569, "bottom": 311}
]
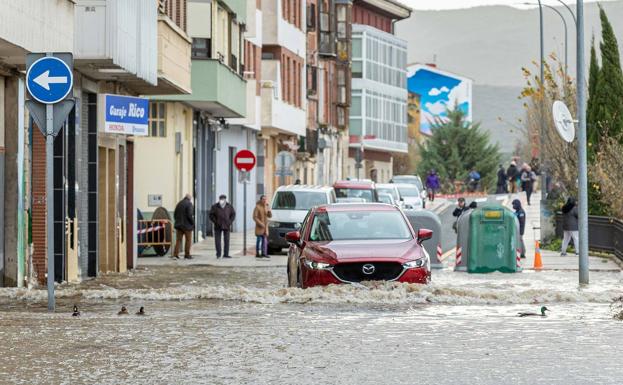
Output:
[
  {"left": 130, "top": 16, "right": 192, "bottom": 95},
  {"left": 260, "top": 60, "right": 305, "bottom": 137},
  {"left": 160, "top": 59, "right": 246, "bottom": 118},
  {"left": 228, "top": 79, "right": 261, "bottom": 130},
  {"left": 262, "top": 0, "right": 306, "bottom": 57},
  {"left": 74, "top": 0, "right": 158, "bottom": 89},
  {"left": 0, "top": 0, "right": 74, "bottom": 67}
]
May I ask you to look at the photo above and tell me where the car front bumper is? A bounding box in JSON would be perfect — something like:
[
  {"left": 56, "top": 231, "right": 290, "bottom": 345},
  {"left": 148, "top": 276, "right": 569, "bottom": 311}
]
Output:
[{"left": 301, "top": 265, "right": 430, "bottom": 288}]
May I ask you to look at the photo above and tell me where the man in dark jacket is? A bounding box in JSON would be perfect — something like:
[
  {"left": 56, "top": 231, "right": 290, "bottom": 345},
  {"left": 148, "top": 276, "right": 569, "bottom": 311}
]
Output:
[
  {"left": 512, "top": 199, "right": 526, "bottom": 258},
  {"left": 452, "top": 198, "right": 469, "bottom": 233},
  {"left": 496, "top": 165, "right": 507, "bottom": 194},
  {"left": 561, "top": 197, "right": 579, "bottom": 256},
  {"left": 173, "top": 194, "right": 194, "bottom": 259},
  {"left": 209, "top": 194, "right": 236, "bottom": 259}
]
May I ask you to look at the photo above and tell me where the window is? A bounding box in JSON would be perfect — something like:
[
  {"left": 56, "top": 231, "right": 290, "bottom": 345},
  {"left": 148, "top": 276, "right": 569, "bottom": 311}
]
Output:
[
  {"left": 192, "top": 38, "right": 211, "bottom": 59},
  {"left": 307, "top": 3, "right": 316, "bottom": 30},
  {"left": 149, "top": 102, "right": 166, "bottom": 137}
]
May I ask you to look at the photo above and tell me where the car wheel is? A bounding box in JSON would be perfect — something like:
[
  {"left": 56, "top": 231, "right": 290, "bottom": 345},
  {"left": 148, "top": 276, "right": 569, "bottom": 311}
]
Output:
[
  {"left": 287, "top": 260, "right": 297, "bottom": 287},
  {"left": 297, "top": 267, "right": 303, "bottom": 288}
]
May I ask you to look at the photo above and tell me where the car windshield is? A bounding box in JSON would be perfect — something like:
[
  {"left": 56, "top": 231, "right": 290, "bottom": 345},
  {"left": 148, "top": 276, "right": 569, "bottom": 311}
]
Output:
[
  {"left": 393, "top": 176, "right": 423, "bottom": 190},
  {"left": 378, "top": 194, "right": 393, "bottom": 204},
  {"left": 398, "top": 186, "right": 420, "bottom": 197},
  {"left": 334, "top": 188, "right": 374, "bottom": 202},
  {"left": 376, "top": 187, "right": 399, "bottom": 200},
  {"left": 272, "top": 191, "right": 328, "bottom": 210},
  {"left": 309, "top": 210, "right": 412, "bottom": 241}
]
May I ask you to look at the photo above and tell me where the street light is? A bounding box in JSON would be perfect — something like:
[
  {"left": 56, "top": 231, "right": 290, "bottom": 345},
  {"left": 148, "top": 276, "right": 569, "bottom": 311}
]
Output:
[
  {"left": 524, "top": 2, "right": 569, "bottom": 77},
  {"left": 557, "top": 0, "right": 577, "bottom": 25}
]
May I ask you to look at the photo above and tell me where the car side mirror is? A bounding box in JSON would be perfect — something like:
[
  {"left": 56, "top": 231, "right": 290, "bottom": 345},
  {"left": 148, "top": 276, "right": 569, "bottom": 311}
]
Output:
[
  {"left": 285, "top": 231, "right": 301, "bottom": 245},
  {"left": 417, "top": 229, "right": 433, "bottom": 244}
]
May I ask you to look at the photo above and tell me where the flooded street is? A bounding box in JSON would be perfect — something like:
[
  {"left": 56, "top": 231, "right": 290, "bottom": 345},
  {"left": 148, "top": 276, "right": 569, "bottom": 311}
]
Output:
[{"left": 1, "top": 266, "right": 622, "bottom": 385}]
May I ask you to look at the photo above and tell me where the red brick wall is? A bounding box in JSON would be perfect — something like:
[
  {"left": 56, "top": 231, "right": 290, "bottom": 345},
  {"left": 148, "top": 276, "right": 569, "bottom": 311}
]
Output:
[
  {"left": 282, "top": 0, "right": 303, "bottom": 30},
  {"left": 31, "top": 128, "right": 47, "bottom": 286},
  {"left": 353, "top": 3, "right": 392, "bottom": 33},
  {"left": 262, "top": 45, "right": 304, "bottom": 107}
]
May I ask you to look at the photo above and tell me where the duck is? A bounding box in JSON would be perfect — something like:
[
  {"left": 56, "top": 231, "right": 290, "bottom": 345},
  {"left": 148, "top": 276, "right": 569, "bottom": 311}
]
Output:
[
  {"left": 118, "top": 305, "right": 129, "bottom": 315},
  {"left": 72, "top": 305, "right": 80, "bottom": 317},
  {"left": 136, "top": 306, "right": 146, "bottom": 316},
  {"left": 517, "top": 306, "right": 549, "bottom": 317}
]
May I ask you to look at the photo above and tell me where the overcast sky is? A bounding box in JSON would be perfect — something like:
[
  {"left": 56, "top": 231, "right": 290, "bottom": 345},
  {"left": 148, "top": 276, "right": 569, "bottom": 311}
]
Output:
[{"left": 401, "top": 0, "right": 616, "bottom": 10}]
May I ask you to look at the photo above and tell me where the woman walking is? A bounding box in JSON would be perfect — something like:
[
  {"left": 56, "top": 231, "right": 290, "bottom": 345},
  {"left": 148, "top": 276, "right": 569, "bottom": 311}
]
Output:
[
  {"left": 520, "top": 165, "right": 537, "bottom": 205},
  {"left": 426, "top": 170, "right": 441, "bottom": 202},
  {"left": 253, "top": 195, "right": 272, "bottom": 259},
  {"left": 561, "top": 197, "right": 579, "bottom": 256}
]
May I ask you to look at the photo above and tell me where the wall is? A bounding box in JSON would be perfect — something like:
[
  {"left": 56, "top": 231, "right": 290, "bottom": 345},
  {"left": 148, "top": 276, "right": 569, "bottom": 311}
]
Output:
[{"left": 134, "top": 102, "right": 193, "bottom": 215}]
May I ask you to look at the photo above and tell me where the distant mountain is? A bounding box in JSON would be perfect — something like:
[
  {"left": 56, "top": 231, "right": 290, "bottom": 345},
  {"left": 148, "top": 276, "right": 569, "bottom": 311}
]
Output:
[{"left": 395, "top": 1, "right": 623, "bottom": 155}]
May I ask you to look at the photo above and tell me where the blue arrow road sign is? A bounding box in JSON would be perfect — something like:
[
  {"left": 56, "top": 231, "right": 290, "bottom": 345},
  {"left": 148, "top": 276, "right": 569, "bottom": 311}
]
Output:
[{"left": 26, "top": 56, "right": 73, "bottom": 104}]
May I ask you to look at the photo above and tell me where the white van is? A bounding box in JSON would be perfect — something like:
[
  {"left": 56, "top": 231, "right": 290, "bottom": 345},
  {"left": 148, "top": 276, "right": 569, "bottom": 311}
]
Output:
[{"left": 268, "top": 185, "right": 336, "bottom": 252}]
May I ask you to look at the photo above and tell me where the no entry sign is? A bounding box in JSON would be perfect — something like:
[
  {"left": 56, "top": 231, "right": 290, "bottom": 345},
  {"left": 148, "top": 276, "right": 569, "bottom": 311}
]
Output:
[{"left": 234, "top": 149, "right": 256, "bottom": 172}]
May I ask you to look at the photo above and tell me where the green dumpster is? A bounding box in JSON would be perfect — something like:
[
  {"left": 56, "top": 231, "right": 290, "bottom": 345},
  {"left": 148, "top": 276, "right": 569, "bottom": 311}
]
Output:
[{"left": 468, "top": 204, "right": 521, "bottom": 273}]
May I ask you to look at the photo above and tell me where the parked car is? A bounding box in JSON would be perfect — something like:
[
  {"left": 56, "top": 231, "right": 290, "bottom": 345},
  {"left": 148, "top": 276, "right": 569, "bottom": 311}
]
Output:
[
  {"left": 377, "top": 192, "right": 397, "bottom": 206},
  {"left": 391, "top": 175, "right": 427, "bottom": 205},
  {"left": 286, "top": 203, "right": 432, "bottom": 288},
  {"left": 268, "top": 185, "right": 336, "bottom": 253},
  {"left": 333, "top": 180, "right": 378, "bottom": 202},
  {"left": 394, "top": 183, "right": 425, "bottom": 210},
  {"left": 376, "top": 183, "right": 401, "bottom": 207}
]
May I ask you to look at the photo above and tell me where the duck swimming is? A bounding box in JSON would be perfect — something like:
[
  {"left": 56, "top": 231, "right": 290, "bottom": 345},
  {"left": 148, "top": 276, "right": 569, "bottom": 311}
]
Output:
[
  {"left": 136, "top": 306, "right": 146, "bottom": 316},
  {"left": 517, "top": 306, "right": 549, "bottom": 317},
  {"left": 72, "top": 305, "right": 80, "bottom": 317},
  {"left": 118, "top": 306, "right": 129, "bottom": 315}
]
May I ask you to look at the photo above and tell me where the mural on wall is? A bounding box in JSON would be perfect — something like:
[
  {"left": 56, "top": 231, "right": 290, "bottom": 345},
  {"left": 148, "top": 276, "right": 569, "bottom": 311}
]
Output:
[{"left": 406, "top": 64, "right": 473, "bottom": 136}]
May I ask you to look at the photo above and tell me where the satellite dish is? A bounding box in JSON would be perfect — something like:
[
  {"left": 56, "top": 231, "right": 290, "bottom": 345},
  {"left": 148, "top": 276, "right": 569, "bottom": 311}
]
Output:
[{"left": 552, "top": 100, "right": 576, "bottom": 143}]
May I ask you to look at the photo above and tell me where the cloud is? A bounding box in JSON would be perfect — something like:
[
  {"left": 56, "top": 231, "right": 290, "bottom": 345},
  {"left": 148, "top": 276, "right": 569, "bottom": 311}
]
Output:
[
  {"left": 446, "top": 81, "right": 471, "bottom": 111},
  {"left": 424, "top": 100, "right": 448, "bottom": 115},
  {"left": 428, "top": 86, "right": 450, "bottom": 96}
]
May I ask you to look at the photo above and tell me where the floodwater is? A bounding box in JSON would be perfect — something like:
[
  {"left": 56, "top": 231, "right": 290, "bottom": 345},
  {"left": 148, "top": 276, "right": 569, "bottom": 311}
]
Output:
[{"left": 0, "top": 266, "right": 622, "bottom": 385}]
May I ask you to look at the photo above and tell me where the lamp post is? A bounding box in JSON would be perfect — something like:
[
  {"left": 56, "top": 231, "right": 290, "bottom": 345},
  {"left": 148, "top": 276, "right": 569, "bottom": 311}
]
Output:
[
  {"left": 524, "top": 2, "right": 570, "bottom": 79},
  {"left": 576, "top": 1, "right": 589, "bottom": 284},
  {"left": 557, "top": 0, "right": 577, "bottom": 25}
]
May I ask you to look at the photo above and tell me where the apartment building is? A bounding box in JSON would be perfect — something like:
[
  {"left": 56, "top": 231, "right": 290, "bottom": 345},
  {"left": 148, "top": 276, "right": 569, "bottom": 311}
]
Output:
[{"left": 347, "top": 0, "right": 410, "bottom": 182}]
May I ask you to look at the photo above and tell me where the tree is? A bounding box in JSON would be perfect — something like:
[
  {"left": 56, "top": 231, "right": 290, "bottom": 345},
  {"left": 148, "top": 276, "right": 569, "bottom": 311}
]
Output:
[
  {"left": 416, "top": 109, "right": 501, "bottom": 192},
  {"left": 587, "top": 36, "right": 600, "bottom": 151},
  {"left": 588, "top": 6, "right": 623, "bottom": 142}
]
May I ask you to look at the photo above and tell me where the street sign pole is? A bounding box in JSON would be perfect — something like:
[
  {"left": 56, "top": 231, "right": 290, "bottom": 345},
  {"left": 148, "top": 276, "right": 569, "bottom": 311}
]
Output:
[
  {"left": 26, "top": 52, "right": 74, "bottom": 312},
  {"left": 243, "top": 171, "right": 247, "bottom": 256},
  {"left": 576, "top": 0, "right": 589, "bottom": 284},
  {"left": 46, "top": 103, "right": 55, "bottom": 311}
]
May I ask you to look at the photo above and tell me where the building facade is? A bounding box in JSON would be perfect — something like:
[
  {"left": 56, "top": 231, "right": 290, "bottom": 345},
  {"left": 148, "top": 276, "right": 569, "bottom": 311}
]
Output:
[{"left": 348, "top": 0, "right": 410, "bottom": 182}]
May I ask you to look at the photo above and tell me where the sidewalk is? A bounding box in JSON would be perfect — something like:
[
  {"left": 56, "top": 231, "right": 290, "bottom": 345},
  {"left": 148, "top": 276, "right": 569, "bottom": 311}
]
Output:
[
  {"left": 139, "top": 232, "right": 288, "bottom": 268},
  {"left": 504, "top": 192, "right": 621, "bottom": 272}
]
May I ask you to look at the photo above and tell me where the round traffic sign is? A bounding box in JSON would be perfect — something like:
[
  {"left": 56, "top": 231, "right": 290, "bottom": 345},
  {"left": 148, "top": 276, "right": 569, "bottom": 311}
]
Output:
[
  {"left": 26, "top": 56, "right": 74, "bottom": 104},
  {"left": 234, "top": 149, "right": 256, "bottom": 172}
]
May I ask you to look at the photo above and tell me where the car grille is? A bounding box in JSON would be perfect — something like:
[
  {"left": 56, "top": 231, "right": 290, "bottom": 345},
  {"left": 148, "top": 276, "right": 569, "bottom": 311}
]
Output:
[
  {"left": 280, "top": 222, "right": 297, "bottom": 229},
  {"left": 332, "top": 262, "right": 404, "bottom": 283}
]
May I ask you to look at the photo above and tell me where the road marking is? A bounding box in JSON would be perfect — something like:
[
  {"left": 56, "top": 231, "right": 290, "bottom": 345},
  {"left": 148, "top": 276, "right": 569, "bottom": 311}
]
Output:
[
  {"left": 438, "top": 249, "right": 454, "bottom": 262},
  {"left": 495, "top": 195, "right": 506, "bottom": 201},
  {"left": 475, "top": 197, "right": 488, "bottom": 203}
]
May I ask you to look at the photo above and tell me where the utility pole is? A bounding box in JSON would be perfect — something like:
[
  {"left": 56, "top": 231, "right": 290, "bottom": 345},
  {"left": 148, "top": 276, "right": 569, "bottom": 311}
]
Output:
[{"left": 576, "top": 0, "right": 589, "bottom": 284}]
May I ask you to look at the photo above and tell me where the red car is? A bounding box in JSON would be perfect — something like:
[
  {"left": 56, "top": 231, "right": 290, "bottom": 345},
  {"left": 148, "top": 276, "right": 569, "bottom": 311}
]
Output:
[
  {"left": 286, "top": 203, "right": 432, "bottom": 288},
  {"left": 333, "top": 180, "right": 378, "bottom": 202}
]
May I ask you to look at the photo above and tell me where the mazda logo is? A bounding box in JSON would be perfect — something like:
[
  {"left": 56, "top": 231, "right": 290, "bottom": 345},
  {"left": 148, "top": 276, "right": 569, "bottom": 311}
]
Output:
[{"left": 362, "top": 264, "right": 375, "bottom": 275}]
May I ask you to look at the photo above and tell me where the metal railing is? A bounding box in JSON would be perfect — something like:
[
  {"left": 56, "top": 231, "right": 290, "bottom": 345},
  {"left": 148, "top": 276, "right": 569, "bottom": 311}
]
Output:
[
  {"left": 555, "top": 214, "right": 623, "bottom": 261},
  {"left": 137, "top": 219, "right": 172, "bottom": 256}
]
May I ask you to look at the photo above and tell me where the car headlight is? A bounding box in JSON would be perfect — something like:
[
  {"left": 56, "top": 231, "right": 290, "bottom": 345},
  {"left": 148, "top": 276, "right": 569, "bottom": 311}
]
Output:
[
  {"left": 268, "top": 221, "right": 280, "bottom": 228},
  {"left": 403, "top": 257, "right": 428, "bottom": 269},
  {"left": 303, "top": 259, "right": 333, "bottom": 270}
]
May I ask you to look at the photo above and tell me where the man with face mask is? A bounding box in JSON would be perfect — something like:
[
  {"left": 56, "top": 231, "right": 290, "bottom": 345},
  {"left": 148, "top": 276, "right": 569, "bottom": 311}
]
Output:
[{"left": 209, "top": 194, "right": 236, "bottom": 259}]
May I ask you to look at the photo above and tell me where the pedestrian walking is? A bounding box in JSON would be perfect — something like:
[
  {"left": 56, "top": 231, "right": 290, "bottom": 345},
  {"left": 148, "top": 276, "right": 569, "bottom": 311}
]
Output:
[
  {"left": 253, "top": 195, "right": 272, "bottom": 259},
  {"left": 496, "top": 164, "right": 507, "bottom": 194},
  {"left": 561, "top": 197, "right": 579, "bottom": 256},
  {"left": 209, "top": 194, "right": 236, "bottom": 259},
  {"left": 520, "top": 165, "right": 537, "bottom": 205},
  {"left": 172, "top": 194, "right": 195, "bottom": 260},
  {"left": 506, "top": 161, "right": 518, "bottom": 193},
  {"left": 512, "top": 199, "right": 526, "bottom": 259},
  {"left": 425, "top": 169, "right": 441, "bottom": 202}
]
